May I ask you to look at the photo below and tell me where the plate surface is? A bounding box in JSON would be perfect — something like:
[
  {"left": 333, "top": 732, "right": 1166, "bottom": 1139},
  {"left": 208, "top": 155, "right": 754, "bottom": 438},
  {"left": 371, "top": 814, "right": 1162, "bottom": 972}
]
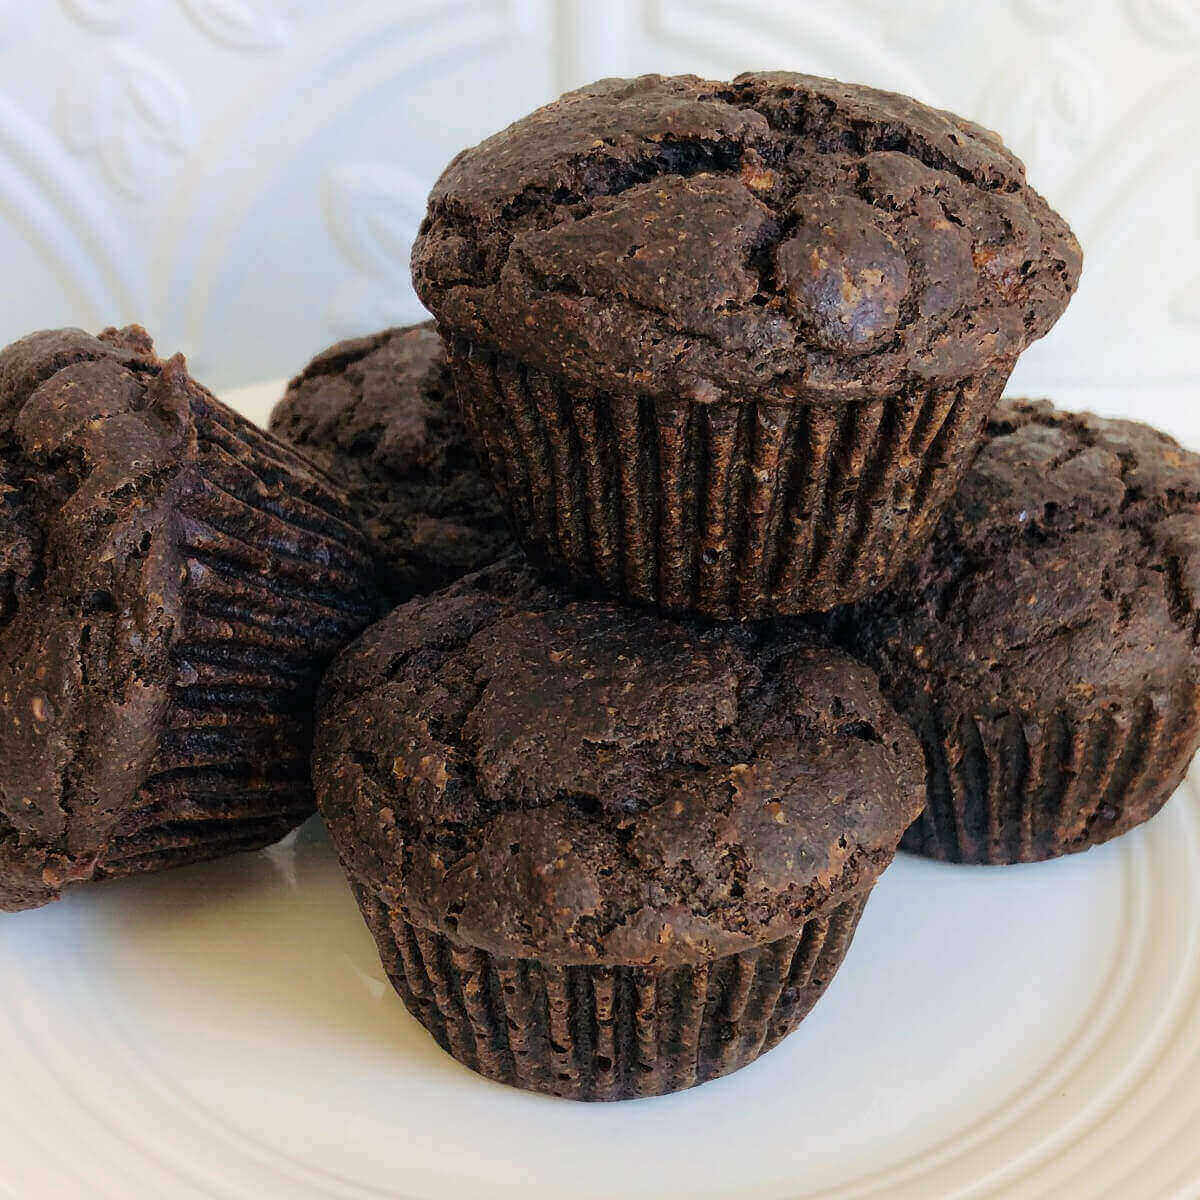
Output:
[
  {"left": 1, "top": 384, "right": 1199, "bottom": 1200},
  {"left": 3, "top": 779, "right": 1198, "bottom": 1200}
]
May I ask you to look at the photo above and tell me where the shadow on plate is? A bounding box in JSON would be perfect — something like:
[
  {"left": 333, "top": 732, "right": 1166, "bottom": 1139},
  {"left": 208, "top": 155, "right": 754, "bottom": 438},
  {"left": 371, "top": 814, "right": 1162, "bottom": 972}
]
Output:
[{"left": 43, "top": 816, "right": 457, "bottom": 1074}]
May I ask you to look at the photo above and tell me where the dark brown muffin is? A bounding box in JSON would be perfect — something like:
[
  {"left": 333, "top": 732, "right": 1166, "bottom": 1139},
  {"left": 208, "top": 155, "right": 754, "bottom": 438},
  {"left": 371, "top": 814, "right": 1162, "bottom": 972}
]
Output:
[
  {"left": 0, "top": 326, "right": 378, "bottom": 911},
  {"left": 413, "top": 72, "right": 1081, "bottom": 618},
  {"left": 315, "top": 556, "right": 925, "bottom": 1100},
  {"left": 842, "top": 399, "right": 1200, "bottom": 864},
  {"left": 269, "top": 323, "right": 513, "bottom": 601}
]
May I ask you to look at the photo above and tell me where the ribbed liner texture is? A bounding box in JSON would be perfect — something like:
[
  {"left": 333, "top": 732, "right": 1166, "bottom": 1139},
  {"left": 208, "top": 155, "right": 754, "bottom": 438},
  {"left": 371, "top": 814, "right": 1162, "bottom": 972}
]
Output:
[
  {"left": 96, "top": 391, "right": 377, "bottom": 878},
  {"left": 353, "top": 888, "right": 868, "bottom": 1101},
  {"left": 448, "top": 339, "right": 1010, "bottom": 617},
  {"left": 900, "top": 690, "right": 1195, "bottom": 864}
]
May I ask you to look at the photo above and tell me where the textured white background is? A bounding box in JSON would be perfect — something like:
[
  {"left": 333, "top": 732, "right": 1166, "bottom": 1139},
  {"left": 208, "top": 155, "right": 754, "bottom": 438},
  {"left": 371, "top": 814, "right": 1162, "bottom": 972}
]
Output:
[{"left": 0, "top": 0, "right": 1197, "bottom": 436}]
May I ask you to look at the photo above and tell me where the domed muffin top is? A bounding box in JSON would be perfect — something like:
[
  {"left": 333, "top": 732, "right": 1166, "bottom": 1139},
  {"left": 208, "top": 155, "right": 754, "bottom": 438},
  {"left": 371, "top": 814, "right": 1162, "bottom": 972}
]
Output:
[
  {"left": 413, "top": 72, "right": 1081, "bottom": 404},
  {"left": 315, "top": 557, "right": 924, "bottom": 967},
  {"left": 849, "top": 400, "right": 1200, "bottom": 718},
  {"left": 270, "top": 323, "right": 512, "bottom": 601}
]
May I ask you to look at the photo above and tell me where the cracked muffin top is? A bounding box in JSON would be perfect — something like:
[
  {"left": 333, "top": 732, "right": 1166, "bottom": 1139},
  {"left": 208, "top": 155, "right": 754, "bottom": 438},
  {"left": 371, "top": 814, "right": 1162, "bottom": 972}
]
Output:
[
  {"left": 412, "top": 72, "right": 1081, "bottom": 404},
  {"left": 269, "top": 323, "right": 512, "bottom": 601},
  {"left": 846, "top": 400, "right": 1200, "bottom": 718},
  {"left": 0, "top": 327, "right": 186, "bottom": 908},
  {"left": 315, "top": 556, "right": 924, "bottom": 967},
  {"left": 0, "top": 326, "right": 375, "bottom": 911}
]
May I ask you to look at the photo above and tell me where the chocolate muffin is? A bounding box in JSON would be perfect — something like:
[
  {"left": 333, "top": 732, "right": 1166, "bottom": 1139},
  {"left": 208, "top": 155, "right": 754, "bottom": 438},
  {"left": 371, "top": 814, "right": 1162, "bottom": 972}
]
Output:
[
  {"left": 315, "top": 557, "right": 925, "bottom": 1100},
  {"left": 842, "top": 400, "right": 1200, "bottom": 865},
  {"left": 269, "top": 323, "right": 513, "bottom": 600},
  {"left": 0, "top": 326, "right": 378, "bottom": 911},
  {"left": 412, "top": 72, "right": 1081, "bottom": 618}
]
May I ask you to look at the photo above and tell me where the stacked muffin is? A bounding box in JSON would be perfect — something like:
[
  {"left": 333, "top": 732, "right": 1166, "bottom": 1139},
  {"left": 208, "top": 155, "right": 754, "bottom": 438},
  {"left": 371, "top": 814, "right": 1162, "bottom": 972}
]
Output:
[
  {"left": 280, "top": 72, "right": 1187, "bottom": 1103},
  {"left": 3, "top": 71, "right": 1197, "bottom": 1106},
  {"left": 409, "top": 73, "right": 1080, "bottom": 617}
]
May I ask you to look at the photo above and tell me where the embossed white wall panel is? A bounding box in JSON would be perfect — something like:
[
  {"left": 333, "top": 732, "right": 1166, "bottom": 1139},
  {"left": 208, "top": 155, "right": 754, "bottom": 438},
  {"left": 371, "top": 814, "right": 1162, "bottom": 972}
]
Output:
[
  {"left": 0, "top": 0, "right": 1196, "bottom": 438},
  {"left": 0, "top": 1, "right": 556, "bottom": 388}
]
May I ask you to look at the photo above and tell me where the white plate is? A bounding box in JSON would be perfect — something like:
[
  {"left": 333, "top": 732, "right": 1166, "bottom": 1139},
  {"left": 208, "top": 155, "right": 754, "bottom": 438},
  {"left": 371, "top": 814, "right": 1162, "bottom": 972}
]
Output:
[
  {"left": 3, "top": 777, "right": 1198, "bottom": 1200},
  {"left": 2, "top": 383, "right": 1199, "bottom": 1200}
]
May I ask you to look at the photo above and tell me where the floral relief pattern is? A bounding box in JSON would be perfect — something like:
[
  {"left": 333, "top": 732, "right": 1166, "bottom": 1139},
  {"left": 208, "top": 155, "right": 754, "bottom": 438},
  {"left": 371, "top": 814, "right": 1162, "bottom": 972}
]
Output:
[
  {"left": 321, "top": 162, "right": 431, "bottom": 337},
  {"left": 57, "top": 46, "right": 192, "bottom": 199},
  {"left": 1124, "top": 0, "right": 1200, "bottom": 47},
  {"left": 1172, "top": 278, "right": 1200, "bottom": 328},
  {"left": 853, "top": 0, "right": 956, "bottom": 40},
  {"left": 60, "top": 0, "right": 142, "bottom": 32},
  {"left": 1169, "top": 182, "right": 1200, "bottom": 328},
  {"left": 1011, "top": 0, "right": 1095, "bottom": 31},
  {"left": 176, "top": 0, "right": 316, "bottom": 51},
  {"left": 975, "top": 47, "right": 1102, "bottom": 191}
]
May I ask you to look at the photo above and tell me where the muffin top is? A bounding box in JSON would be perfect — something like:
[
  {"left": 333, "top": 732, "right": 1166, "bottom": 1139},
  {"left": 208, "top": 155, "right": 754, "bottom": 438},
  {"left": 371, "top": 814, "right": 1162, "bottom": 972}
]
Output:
[
  {"left": 413, "top": 72, "right": 1081, "bottom": 404},
  {"left": 0, "top": 326, "right": 374, "bottom": 910},
  {"left": 315, "top": 557, "right": 924, "bottom": 967},
  {"left": 848, "top": 400, "right": 1200, "bottom": 719},
  {"left": 270, "top": 323, "right": 512, "bottom": 601}
]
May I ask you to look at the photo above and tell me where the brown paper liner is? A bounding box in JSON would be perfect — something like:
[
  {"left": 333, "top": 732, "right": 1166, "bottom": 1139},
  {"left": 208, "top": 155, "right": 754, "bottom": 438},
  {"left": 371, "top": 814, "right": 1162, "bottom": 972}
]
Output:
[
  {"left": 447, "top": 338, "right": 1010, "bottom": 617},
  {"left": 900, "top": 689, "right": 1197, "bottom": 864},
  {"left": 352, "top": 887, "right": 868, "bottom": 1101},
  {"left": 96, "top": 390, "right": 377, "bottom": 879}
]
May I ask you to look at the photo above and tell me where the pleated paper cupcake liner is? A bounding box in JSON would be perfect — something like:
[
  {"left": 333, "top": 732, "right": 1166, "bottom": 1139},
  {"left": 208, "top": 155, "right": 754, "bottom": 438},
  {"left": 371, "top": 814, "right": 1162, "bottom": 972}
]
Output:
[
  {"left": 352, "top": 886, "right": 869, "bottom": 1101},
  {"left": 900, "top": 689, "right": 1197, "bottom": 864},
  {"left": 448, "top": 339, "right": 1010, "bottom": 618},
  {"left": 98, "top": 389, "right": 378, "bottom": 876}
]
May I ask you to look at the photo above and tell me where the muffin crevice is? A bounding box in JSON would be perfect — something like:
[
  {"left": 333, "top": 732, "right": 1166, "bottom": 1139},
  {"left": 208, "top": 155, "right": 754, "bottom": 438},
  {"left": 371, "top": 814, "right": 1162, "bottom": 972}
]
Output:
[{"left": 269, "top": 324, "right": 513, "bottom": 601}]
